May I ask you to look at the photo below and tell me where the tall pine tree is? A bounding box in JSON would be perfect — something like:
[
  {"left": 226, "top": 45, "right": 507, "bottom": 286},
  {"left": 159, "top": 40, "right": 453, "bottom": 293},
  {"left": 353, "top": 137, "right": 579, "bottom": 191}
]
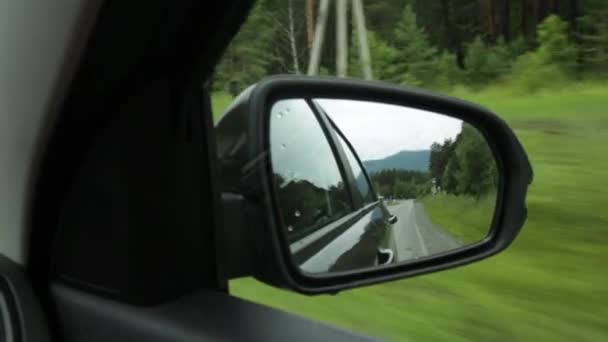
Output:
[
  {"left": 387, "top": 5, "right": 438, "bottom": 86},
  {"left": 213, "top": 1, "right": 277, "bottom": 95},
  {"left": 348, "top": 31, "right": 396, "bottom": 80}
]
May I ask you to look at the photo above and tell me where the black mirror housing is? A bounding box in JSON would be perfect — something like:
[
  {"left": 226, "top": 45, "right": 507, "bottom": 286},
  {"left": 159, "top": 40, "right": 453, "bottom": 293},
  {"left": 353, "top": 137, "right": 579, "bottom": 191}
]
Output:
[{"left": 215, "top": 75, "right": 532, "bottom": 295}]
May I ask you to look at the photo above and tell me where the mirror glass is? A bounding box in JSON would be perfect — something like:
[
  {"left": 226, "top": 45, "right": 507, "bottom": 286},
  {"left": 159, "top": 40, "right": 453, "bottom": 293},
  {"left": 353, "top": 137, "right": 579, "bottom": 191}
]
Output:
[{"left": 269, "top": 98, "right": 498, "bottom": 275}]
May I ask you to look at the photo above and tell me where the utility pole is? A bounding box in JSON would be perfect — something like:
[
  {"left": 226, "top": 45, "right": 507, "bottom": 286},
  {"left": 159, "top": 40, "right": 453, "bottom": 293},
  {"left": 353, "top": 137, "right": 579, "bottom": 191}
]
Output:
[
  {"left": 308, "top": 0, "right": 372, "bottom": 79},
  {"left": 307, "top": 0, "right": 330, "bottom": 76},
  {"left": 336, "top": 0, "right": 348, "bottom": 77},
  {"left": 287, "top": 0, "right": 300, "bottom": 73},
  {"left": 305, "top": 0, "right": 314, "bottom": 51},
  {"left": 353, "top": 0, "right": 373, "bottom": 80}
]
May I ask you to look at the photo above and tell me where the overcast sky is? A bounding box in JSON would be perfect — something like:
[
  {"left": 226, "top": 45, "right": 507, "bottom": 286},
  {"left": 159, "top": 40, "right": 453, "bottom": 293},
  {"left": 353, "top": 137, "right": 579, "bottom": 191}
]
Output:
[
  {"left": 317, "top": 99, "right": 463, "bottom": 161},
  {"left": 270, "top": 99, "right": 345, "bottom": 189}
]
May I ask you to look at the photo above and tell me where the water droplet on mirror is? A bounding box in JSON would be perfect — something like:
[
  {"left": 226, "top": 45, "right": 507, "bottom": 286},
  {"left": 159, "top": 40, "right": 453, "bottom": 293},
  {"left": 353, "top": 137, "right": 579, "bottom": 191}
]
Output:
[
  {"left": 287, "top": 225, "right": 294, "bottom": 232},
  {"left": 294, "top": 210, "right": 301, "bottom": 218},
  {"left": 280, "top": 144, "right": 286, "bottom": 150}
]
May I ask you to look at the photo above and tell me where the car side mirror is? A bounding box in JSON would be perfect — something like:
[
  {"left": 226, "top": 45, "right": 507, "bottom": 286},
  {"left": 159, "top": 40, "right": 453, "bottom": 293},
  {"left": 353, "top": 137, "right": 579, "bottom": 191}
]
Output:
[{"left": 215, "top": 76, "right": 532, "bottom": 295}]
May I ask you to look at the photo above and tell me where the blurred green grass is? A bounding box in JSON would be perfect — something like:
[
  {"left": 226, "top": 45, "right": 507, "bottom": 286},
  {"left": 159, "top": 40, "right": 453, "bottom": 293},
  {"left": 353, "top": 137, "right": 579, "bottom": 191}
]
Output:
[
  {"left": 421, "top": 193, "right": 495, "bottom": 244},
  {"left": 211, "top": 91, "right": 234, "bottom": 122},
  {"left": 212, "top": 83, "right": 608, "bottom": 341}
]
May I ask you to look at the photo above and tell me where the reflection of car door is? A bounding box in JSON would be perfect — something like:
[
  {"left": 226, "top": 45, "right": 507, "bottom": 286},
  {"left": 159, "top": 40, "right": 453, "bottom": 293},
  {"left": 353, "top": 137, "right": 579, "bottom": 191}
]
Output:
[
  {"left": 279, "top": 99, "right": 393, "bottom": 273},
  {"left": 328, "top": 130, "right": 394, "bottom": 271},
  {"left": 271, "top": 99, "right": 361, "bottom": 273}
]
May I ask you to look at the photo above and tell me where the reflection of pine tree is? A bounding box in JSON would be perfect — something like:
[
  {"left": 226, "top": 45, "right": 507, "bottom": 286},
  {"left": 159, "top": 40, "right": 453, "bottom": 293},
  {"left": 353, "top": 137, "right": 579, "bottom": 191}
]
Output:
[
  {"left": 275, "top": 177, "right": 349, "bottom": 241},
  {"left": 369, "top": 170, "right": 432, "bottom": 199},
  {"left": 430, "top": 138, "right": 454, "bottom": 188},
  {"left": 441, "top": 125, "right": 497, "bottom": 198}
]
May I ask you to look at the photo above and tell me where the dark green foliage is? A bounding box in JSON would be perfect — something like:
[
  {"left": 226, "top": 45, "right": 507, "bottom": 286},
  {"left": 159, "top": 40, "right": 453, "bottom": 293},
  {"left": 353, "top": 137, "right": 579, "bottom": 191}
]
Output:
[
  {"left": 393, "top": 179, "right": 418, "bottom": 199},
  {"left": 577, "top": 6, "right": 608, "bottom": 78},
  {"left": 213, "top": 1, "right": 277, "bottom": 96},
  {"left": 510, "top": 15, "right": 577, "bottom": 91},
  {"left": 464, "top": 36, "right": 520, "bottom": 86},
  {"left": 432, "top": 52, "right": 464, "bottom": 89},
  {"left": 369, "top": 169, "right": 431, "bottom": 199},
  {"left": 349, "top": 31, "right": 396, "bottom": 81},
  {"left": 440, "top": 124, "right": 498, "bottom": 197},
  {"left": 274, "top": 174, "right": 351, "bottom": 242},
  {"left": 363, "top": 0, "right": 412, "bottom": 38},
  {"left": 387, "top": 5, "right": 437, "bottom": 86},
  {"left": 464, "top": 36, "right": 497, "bottom": 85},
  {"left": 213, "top": 0, "right": 607, "bottom": 93},
  {"left": 536, "top": 15, "right": 578, "bottom": 74},
  {"left": 430, "top": 139, "right": 455, "bottom": 188}
]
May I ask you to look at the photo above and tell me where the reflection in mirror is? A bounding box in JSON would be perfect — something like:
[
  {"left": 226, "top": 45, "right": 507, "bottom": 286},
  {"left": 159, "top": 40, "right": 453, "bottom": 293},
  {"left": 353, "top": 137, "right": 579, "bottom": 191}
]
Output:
[
  {"left": 270, "top": 99, "right": 352, "bottom": 243},
  {"left": 269, "top": 98, "right": 498, "bottom": 275}
]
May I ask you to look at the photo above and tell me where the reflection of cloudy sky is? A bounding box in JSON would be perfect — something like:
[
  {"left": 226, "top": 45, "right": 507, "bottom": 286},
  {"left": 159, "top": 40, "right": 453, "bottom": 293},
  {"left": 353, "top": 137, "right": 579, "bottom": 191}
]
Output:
[
  {"left": 270, "top": 99, "right": 345, "bottom": 189},
  {"left": 317, "top": 99, "right": 463, "bottom": 160}
]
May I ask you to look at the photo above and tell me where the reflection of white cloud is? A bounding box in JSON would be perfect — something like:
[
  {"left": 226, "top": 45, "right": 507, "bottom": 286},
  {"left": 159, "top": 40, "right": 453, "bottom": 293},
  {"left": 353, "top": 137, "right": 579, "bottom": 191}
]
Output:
[
  {"left": 317, "top": 99, "right": 463, "bottom": 160},
  {"left": 271, "top": 99, "right": 345, "bottom": 189}
]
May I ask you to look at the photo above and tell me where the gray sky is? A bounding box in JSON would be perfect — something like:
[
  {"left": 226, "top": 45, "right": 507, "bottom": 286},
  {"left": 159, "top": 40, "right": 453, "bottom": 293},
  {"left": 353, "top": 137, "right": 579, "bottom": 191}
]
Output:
[
  {"left": 270, "top": 99, "right": 345, "bottom": 189},
  {"left": 317, "top": 99, "right": 463, "bottom": 161}
]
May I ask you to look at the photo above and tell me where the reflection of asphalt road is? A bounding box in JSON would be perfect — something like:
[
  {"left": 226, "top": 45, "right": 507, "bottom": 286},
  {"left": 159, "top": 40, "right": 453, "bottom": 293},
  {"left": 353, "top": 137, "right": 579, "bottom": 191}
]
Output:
[{"left": 387, "top": 200, "right": 463, "bottom": 262}]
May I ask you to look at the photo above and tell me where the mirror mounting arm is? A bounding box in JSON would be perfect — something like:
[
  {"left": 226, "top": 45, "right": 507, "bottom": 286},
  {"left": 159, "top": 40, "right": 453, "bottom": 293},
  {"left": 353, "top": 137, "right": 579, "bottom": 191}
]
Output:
[{"left": 220, "top": 193, "right": 258, "bottom": 279}]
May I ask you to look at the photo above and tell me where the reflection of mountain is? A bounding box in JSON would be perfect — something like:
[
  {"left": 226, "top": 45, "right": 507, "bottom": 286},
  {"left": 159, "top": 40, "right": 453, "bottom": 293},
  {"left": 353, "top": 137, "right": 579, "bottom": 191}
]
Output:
[{"left": 363, "top": 150, "right": 430, "bottom": 173}]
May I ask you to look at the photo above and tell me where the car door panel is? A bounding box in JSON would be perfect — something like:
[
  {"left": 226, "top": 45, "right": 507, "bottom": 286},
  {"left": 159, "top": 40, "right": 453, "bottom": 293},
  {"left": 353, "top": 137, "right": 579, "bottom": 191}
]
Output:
[
  {"left": 0, "top": 255, "right": 51, "bottom": 342},
  {"left": 52, "top": 283, "right": 378, "bottom": 342},
  {"left": 290, "top": 200, "right": 391, "bottom": 274},
  {"left": 329, "top": 203, "right": 389, "bottom": 272}
]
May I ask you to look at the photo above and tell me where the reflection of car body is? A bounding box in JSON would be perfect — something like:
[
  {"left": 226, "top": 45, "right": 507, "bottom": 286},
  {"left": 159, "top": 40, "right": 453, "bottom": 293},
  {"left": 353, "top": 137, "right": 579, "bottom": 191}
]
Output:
[
  {"left": 290, "top": 198, "right": 396, "bottom": 273},
  {"left": 282, "top": 101, "right": 398, "bottom": 273}
]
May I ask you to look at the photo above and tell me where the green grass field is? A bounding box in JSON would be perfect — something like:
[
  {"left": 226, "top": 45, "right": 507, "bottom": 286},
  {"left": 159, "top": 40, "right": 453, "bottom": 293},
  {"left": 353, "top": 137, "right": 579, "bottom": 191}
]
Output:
[
  {"left": 421, "top": 193, "right": 496, "bottom": 244},
  {"left": 211, "top": 92, "right": 234, "bottom": 122},
  {"left": 212, "top": 83, "right": 608, "bottom": 341}
]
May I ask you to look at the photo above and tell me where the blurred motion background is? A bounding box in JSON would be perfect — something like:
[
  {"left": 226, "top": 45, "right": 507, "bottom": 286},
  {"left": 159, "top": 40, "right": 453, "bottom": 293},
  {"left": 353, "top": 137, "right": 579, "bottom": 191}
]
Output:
[{"left": 212, "top": 1, "right": 608, "bottom": 340}]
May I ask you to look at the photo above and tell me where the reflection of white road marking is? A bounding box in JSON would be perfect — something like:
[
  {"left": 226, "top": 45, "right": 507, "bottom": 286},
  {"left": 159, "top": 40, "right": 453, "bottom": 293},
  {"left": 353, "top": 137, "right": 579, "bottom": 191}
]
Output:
[{"left": 410, "top": 204, "right": 429, "bottom": 256}]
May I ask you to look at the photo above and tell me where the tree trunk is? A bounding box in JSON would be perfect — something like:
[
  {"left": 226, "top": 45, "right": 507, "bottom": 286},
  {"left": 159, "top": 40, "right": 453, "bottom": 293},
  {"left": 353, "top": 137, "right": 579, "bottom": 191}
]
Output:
[
  {"left": 306, "top": 0, "right": 314, "bottom": 51},
  {"left": 336, "top": 0, "right": 348, "bottom": 77},
  {"left": 478, "top": 0, "right": 498, "bottom": 39},
  {"left": 288, "top": 0, "right": 301, "bottom": 74},
  {"left": 568, "top": 0, "right": 579, "bottom": 31},
  {"left": 502, "top": 0, "right": 511, "bottom": 42},
  {"left": 570, "top": 0, "right": 582, "bottom": 78},
  {"left": 440, "top": 0, "right": 451, "bottom": 47},
  {"left": 307, "top": 0, "right": 330, "bottom": 76},
  {"left": 537, "top": 0, "right": 549, "bottom": 23},
  {"left": 352, "top": 0, "right": 373, "bottom": 80},
  {"left": 521, "top": 0, "right": 532, "bottom": 39},
  {"left": 550, "top": 0, "right": 559, "bottom": 14}
]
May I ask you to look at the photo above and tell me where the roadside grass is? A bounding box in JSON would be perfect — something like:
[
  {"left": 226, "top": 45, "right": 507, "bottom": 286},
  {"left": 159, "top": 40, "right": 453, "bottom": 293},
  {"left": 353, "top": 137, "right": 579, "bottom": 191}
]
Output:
[
  {"left": 211, "top": 91, "right": 233, "bottom": 122},
  {"left": 214, "top": 83, "right": 608, "bottom": 341},
  {"left": 420, "top": 193, "right": 495, "bottom": 244}
]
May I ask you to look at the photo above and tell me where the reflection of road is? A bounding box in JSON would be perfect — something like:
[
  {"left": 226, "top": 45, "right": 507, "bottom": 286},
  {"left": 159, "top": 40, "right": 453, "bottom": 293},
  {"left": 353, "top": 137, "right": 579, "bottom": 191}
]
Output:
[{"left": 387, "top": 200, "right": 463, "bottom": 262}]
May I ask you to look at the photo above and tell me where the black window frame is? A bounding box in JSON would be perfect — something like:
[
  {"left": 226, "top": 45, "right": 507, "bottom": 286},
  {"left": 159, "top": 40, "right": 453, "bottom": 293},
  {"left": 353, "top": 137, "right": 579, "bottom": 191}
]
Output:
[
  {"left": 334, "top": 130, "right": 376, "bottom": 205},
  {"left": 309, "top": 100, "right": 378, "bottom": 209}
]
